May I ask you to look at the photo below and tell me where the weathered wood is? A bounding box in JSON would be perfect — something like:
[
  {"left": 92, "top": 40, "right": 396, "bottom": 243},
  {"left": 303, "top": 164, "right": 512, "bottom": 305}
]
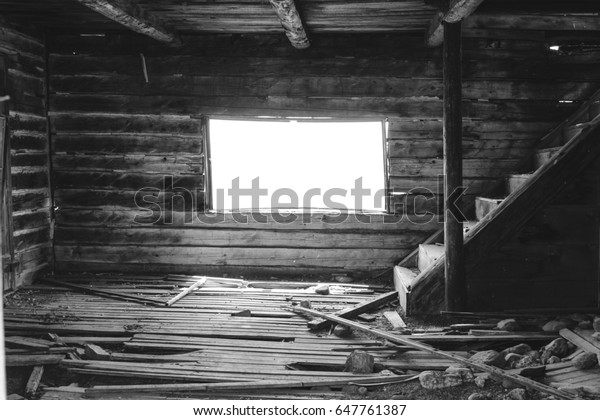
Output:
[
  {"left": 291, "top": 306, "right": 574, "bottom": 399},
  {"left": 559, "top": 329, "right": 600, "bottom": 355},
  {"left": 85, "top": 374, "right": 412, "bottom": 395},
  {"left": 5, "top": 353, "right": 64, "bottom": 367},
  {"left": 0, "top": 116, "right": 15, "bottom": 291},
  {"left": 43, "top": 278, "right": 168, "bottom": 306},
  {"left": 84, "top": 343, "right": 111, "bottom": 360},
  {"left": 427, "top": 0, "right": 485, "bottom": 46},
  {"left": 307, "top": 290, "right": 398, "bottom": 330},
  {"left": 443, "top": 21, "right": 466, "bottom": 311},
  {"left": 166, "top": 277, "right": 207, "bottom": 306},
  {"left": 383, "top": 311, "right": 407, "bottom": 329},
  {"left": 75, "top": 0, "right": 180, "bottom": 45},
  {"left": 25, "top": 365, "right": 44, "bottom": 397},
  {"left": 268, "top": 0, "right": 310, "bottom": 49},
  {"left": 409, "top": 114, "right": 600, "bottom": 314}
]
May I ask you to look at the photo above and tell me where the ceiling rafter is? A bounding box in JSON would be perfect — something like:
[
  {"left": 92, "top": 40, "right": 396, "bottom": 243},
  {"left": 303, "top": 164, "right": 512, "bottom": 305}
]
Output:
[
  {"left": 75, "top": 0, "right": 181, "bottom": 45},
  {"left": 268, "top": 0, "right": 310, "bottom": 49},
  {"left": 426, "top": 0, "right": 485, "bottom": 47}
]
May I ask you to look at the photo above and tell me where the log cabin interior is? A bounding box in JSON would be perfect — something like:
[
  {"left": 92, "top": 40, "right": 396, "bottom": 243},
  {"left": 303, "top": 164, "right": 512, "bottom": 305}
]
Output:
[{"left": 1, "top": 0, "right": 600, "bottom": 401}]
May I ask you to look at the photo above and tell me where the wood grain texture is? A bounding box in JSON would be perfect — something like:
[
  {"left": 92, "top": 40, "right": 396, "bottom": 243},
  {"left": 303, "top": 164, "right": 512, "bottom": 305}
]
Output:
[
  {"left": 75, "top": 0, "right": 180, "bottom": 44},
  {"left": 268, "top": 0, "right": 310, "bottom": 49},
  {"left": 0, "top": 21, "right": 51, "bottom": 289},
  {"left": 45, "top": 30, "right": 600, "bottom": 277}
]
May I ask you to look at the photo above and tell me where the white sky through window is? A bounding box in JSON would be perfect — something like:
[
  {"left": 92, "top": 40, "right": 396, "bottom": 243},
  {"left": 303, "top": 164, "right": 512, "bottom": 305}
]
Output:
[{"left": 209, "top": 119, "right": 386, "bottom": 212}]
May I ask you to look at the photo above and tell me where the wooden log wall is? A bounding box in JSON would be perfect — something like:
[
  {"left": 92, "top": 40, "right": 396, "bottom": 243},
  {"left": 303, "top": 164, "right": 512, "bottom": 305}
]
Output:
[
  {"left": 46, "top": 30, "right": 599, "bottom": 278},
  {"left": 0, "top": 20, "right": 52, "bottom": 288}
]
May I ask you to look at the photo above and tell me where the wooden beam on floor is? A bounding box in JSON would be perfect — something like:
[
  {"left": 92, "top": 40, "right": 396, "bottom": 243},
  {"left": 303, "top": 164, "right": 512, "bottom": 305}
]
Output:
[
  {"left": 75, "top": 0, "right": 181, "bottom": 45},
  {"left": 443, "top": 21, "right": 466, "bottom": 311},
  {"left": 291, "top": 306, "right": 575, "bottom": 400},
  {"left": 268, "top": 0, "right": 310, "bottom": 49},
  {"left": 307, "top": 290, "right": 398, "bottom": 330},
  {"left": 427, "top": 0, "right": 485, "bottom": 47}
]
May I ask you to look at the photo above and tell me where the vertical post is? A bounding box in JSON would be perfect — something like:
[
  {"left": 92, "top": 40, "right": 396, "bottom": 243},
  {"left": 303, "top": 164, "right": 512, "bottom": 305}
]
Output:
[{"left": 443, "top": 21, "right": 466, "bottom": 311}]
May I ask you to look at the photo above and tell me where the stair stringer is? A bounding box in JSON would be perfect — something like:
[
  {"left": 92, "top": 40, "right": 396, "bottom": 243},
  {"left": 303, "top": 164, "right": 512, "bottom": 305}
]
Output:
[{"left": 406, "top": 121, "right": 600, "bottom": 314}]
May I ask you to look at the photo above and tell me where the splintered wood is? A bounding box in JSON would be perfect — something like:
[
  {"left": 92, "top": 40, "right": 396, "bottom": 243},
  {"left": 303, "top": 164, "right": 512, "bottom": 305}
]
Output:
[
  {"left": 4, "top": 274, "right": 408, "bottom": 399},
  {"left": 5, "top": 274, "right": 600, "bottom": 400}
]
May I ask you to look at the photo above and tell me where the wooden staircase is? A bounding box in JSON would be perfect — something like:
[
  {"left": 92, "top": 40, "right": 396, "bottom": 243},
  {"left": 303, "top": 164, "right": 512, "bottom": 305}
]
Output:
[{"left": 395, "top": 90, "right": 600, "bottom": 315}]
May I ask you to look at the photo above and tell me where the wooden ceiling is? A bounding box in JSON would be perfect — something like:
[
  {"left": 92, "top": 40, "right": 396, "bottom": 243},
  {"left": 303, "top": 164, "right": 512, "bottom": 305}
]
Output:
[
  {"left": 0, "top": 0, "right": 598, "bottom": 52},
  {"left": 0, "top": 0, "right": 598, "bottom": 35}
]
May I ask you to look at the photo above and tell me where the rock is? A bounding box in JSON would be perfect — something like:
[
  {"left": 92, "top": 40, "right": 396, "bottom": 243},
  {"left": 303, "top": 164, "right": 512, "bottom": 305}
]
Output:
[
  {"left": 444, "top": 366, "right": 474, "bottom": 383},
  {"left": 592, "top": 332, "right": 600, "bottom": 342},
  {"left": 497, "top": 318, "right": 520, "bottom": 332},
  {"left": 501, "top": 343, "right": 531, "bottom": 356},
  {"left": 513, "top": 351, "right": 541, "bottom": 368},
  {"left": 469, "top": 350, "right": 505, "bottom": 368},
  {"left": 593, "top": 317, "right": 600, "bottom": 333},
  {"left": 468, "top": 393, "right": 488, "bottom": 400},
  {"left": 568, "top": 313, "right": 591, "bottom": 323},
  {"left": 507, "top": 388, "right": 528, "bottom": 400},
  {"left": 542, "top": 319, "right": 572, "bottom": 332},
  {"left": 357, "top": 387, "right": 368, "bottom": 395},
  {"left": 573, "top": 352, "right": 598, "bottom": 370},
  {"left": 541, "top": 338, "right": 571, "bottom": 363},
  {"left": 546, "top": 356, "right": 561, "bottom": 364},
  {"left": 342, "top": 385, "right": 360, "bottom": 394},
  {"left": 333, "top": 324, "right": 353, "bottom": 338},
  {"left": 333, "top": 275, "right": 353, "bottom": 283},
  {"left": 344, "top": 350, "right": 374, "bottom": 373},
  {"left": 578, "top": 320, "right": 593, "bottom": 330},
  {"left": 502, "top": 378, "right": 521, "bottom": 389},
  {"left": 418, "top": 371, "right": 465, "bottom": 390},
  {"left": 474, "top": 374, "right": 489, "bottom": 389},
  {"left": 379, "top": 369, "right": 393, "bottom": 376},
  {"left": 299, "top": 300, "right": 312, "bottom": 309},
  {"left": 315, "top": 285, "right": 330, "bottom": 295},
  {"left": 504, "top": 353, "right": 523, "bottom": 368},
  {"left": 357, "top": 314, "right": 377, "bottom": 323}
]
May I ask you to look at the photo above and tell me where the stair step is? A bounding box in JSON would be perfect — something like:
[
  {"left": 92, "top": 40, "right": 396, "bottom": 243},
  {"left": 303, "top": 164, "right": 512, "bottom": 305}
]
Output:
[
  {"left": 533, "top": 147, "right": 562, "bottom": 169},
  {"left": 417, "top": 244, "right": 444, "bottom": 272},
  {"left": 506, "top": 173, "right": 532, "bottom": 194},
  {"left": 393, "top": 266, "right": 418, "bottom": 311},
  {"left": 475, "top": 196, "right": 504, "bottom": 221}
]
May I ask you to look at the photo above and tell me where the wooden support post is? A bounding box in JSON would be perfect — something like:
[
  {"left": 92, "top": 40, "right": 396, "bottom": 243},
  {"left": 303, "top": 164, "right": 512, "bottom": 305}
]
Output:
[
  {"left": 443, "top": 21, "right": 465, "bottom": 312},
  {"left": 268, "top": 0, "right": 310, "bottom": 49},
  {"left": 427, "top": 0, "right": 485, "bottom": 47}
]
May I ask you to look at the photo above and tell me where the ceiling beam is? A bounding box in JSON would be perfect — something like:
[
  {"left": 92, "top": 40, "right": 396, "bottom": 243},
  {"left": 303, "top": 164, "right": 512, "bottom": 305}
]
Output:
[
  {"left": 427, "top": 0, "right": 485, "bottom": 47},
  {"left": 268, "top": 0, "right": 310, "bottom": 49},
  {"left": 75, "top": 0, "right": 181, "bottom": 45}
]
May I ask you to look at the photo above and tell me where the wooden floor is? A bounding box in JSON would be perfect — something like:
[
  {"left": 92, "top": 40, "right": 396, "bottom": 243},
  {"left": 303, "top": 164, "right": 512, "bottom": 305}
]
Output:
[
  {"left": 3, "top": 274, "right": 436, "bottom": 399},
  {"left": 4, "top": 273, "right": 600, "bottom": 399}
]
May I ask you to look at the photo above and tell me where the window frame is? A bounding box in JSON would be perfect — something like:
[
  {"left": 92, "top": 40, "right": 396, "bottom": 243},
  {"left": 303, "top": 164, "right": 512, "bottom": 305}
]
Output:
[{"left": 202, "top": 115, "right": 390, "bottom": 214}]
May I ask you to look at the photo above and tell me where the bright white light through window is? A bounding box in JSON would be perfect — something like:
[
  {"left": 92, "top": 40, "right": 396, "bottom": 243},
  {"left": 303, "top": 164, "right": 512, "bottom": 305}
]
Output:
[{"left": 209, "top": 119, "right": 386, "bottom": 212}]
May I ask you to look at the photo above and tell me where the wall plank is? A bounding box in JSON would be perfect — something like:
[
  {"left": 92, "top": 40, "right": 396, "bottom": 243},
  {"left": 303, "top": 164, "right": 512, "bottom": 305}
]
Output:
[
  {"left": 1, "top": 22, "right": 51, "bottom": 288},
  {"left": 47, "top": 31, "right": 600, "bottom": 277}
]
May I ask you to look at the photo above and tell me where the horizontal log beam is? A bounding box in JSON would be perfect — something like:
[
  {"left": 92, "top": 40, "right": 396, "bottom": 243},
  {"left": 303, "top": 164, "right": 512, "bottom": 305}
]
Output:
[
  {"left": 268, "top": 0, "right": 310, "bottom": 49},
  {"left": 75, "top": 0, "right": 180, "bottom": 45},
  {"left": 427, "top": 0, "right": 485, "bottom": 47}
]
